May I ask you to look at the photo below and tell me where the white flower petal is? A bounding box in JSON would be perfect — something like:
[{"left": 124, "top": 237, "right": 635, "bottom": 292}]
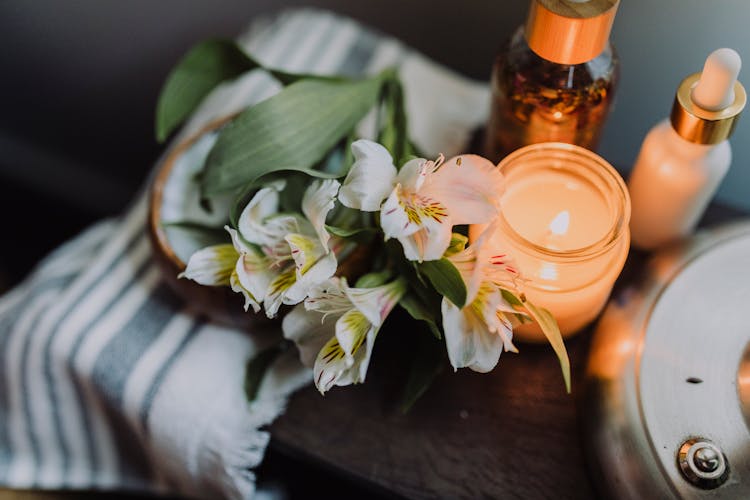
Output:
[
  {"left": 380, "top": 186, "right": 418, "bottom": 240},
  {"left": 234, "top": 249, "right": 271, "bottom": 307},
  {"left": 285, "top": 233, "right": 326, "bottom": 276},
  {"left": 414, "top": 215, "right": 453, "bottom": 262},
  {"left": 259, "top": 214, "right": 308, "bottom": 263},
  {"left": 237, "top": 182, "right": 285, "bottom": 245},
  {"left": 441, "top": 299, "right": 472, "bottom": 369},
  {"left": 476, "top": 283, "right": 517, "bottom": 354},
  {"left": 263, "top": 213, "right": 307, "bottom": 245},
  {"left": 313, "top": 336, "right": 350, "bottom": 393},
  {"left": 178, "top": 244, "right": 238, "bottom": 286},
  {"left": 471, "top": 221, "right": 522, "bottom": 290},
  {"left": 282, "top": 304, "right": 338, "bottom": 367},
  {"left": 230, "top": 269, "right": 261, "bottom": 313},
  {"left": 313, "top": 324, "right": 378, "bottom": 394},
  {"left": 396, "top": 215, "right": 453, "bottom": 263},
  {"left": 263, "top": 266, "right": 297, "bottom": 318},
  {"left": 342, "top": 324, "right": 378, "bottom": 386},
  {"left": 381, "top": 182, "right": 449, "bottom": 241},
  {"left": 302, "top": 179, "right": 340, "bottom": 250},
  {"left": 304, "top": 278, "right": 352, "bottom": 318},
  {"left": 395, "top": 158, "right": 427, "bottom": 191},
  {"left": 447, "top": 243, "right": 480, "bottom": 303},
  {"left": 344, "top": 279, "right": 406, "bottom": 327},
  {"left": 334, "top": 309, "right": 370, "bottom": 365},
  {"left": 339, "top": 140, "right": 397, "bottom": 211},
  {"left": 381, "top": 180, "right": 452, "bottom": 262},
  {"left": 441, "top": 298, "right": 503, "bottom": 373},
  {"left": 474, "top": 283, "right": 507, "bottom": 327},
  {"left": 495, "top": 311, "right": 518, "bottom": 354},
  {"left": 449, "top": 222, "right": 521, "bottom": 303},
  {"left": 284, "top": 251, "right": 338, "bottom": 305},
  {"left": 226, "top": 226, "right": 253, "bottom": 254},
  {"left": 423, "top": 154, "right": 504, "bottom": 225}
]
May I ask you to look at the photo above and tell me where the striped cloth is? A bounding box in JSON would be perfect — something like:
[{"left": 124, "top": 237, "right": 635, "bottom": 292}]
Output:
[{"left": 0, "top": 9, "right": 488, "bottom": 499}]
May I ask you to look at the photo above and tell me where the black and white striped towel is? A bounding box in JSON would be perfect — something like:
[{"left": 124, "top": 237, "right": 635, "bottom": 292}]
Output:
[{"left": 0, "top": 9, "right": 488, "bottom": 499}]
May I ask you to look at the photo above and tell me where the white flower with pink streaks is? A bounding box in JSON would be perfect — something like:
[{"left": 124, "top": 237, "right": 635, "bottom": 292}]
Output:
[
  {"left": 338, "top": 139, "right": 505, "bottom": 262},
  {"left": 282, "top": 277, "right": 406, "bottom": 394}
]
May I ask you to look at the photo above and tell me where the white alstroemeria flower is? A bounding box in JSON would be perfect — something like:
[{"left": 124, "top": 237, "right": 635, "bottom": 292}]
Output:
[
  {"left": 181, "top": 178, "right": 344, "bottom": 318},
  {"left": 226, "top": 226, "right": 272, "bottom": 313},
  {"left": 338, "top": 139, "right": 505, "bottom": 262},
  {"left": 237, "top": 178, "right": 342, "bottom": 318},
  {"left": 179, "top": 239, "right": 268, "bottom": 314},
  {"left": 441, "top": 226, "right": 523, "bottom": 373},
  {"left": 180, "top": 181, "right": 288, "bottom": 312},
  {"left": 178, "top": 243, "right": 238, "bottom": 287},
  {"left": 282, "top": 277, "right": 406, "bottom": 394},
  {"left": 338, "top": 140, "right": 397, "bottom": 211}
]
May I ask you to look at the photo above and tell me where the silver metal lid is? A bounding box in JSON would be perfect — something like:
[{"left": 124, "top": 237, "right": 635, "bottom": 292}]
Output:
[{"left": 584, "top": 221, "right": 750, "bottom": 499}]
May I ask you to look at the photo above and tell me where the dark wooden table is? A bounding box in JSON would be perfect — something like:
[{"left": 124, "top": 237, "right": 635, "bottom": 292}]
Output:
[{"left": 270, "top": 203, "right": 746, "bottom": 499}]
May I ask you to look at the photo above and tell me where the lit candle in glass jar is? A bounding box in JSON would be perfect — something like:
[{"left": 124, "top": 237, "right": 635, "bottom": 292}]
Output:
[{"left": 471, "top": 143, "right": 631, "bottom": 342}]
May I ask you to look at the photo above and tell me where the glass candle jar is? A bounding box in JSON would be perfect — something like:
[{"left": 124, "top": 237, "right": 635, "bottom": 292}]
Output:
[{"left": 471, "top": 142, "right": 631, "bottom": 342}]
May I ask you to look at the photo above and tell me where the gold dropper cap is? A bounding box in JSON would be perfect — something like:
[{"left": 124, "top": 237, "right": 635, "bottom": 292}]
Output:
[
  {"left": 525, "top": 0, "right": 619, "bottom": 65},
  {"left": 670, "top": 73, "right": 746, "bottom": 144}
]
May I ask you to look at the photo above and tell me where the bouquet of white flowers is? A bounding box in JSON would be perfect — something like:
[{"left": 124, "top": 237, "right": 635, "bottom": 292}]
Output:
[{"left": 155, "top": 39, "right": 569, "bottom": 408}]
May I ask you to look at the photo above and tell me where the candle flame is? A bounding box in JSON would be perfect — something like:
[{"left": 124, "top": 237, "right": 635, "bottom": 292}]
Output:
[
  {"left": 549, "top": 210, "right": 570, "bottom": 236},
  {"left": 540, "top": 262, "right": 558, "bottom": 280}
]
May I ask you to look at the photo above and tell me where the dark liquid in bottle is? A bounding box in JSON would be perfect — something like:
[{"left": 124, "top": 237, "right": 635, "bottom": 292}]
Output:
[{"left": 485, "top": 28, "right": 619, "bottom": 162}]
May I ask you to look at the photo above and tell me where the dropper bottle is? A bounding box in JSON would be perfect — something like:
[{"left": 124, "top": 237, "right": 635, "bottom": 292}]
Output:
[{"left": 628, "top": 49, "right": 746, "bottom": 249}]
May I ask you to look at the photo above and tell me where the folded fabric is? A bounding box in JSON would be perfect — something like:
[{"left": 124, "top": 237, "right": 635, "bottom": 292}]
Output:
[{"left": 0, "top": 8, "right": 488, "bottom": 499}]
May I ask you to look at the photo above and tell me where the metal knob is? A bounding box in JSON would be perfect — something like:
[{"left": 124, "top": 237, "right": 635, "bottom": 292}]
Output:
[{"left": 677, "top": 439, "right": 729, "bottom": 489}]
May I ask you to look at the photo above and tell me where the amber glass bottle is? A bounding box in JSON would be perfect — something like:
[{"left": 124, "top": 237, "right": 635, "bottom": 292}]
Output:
[{"left": 485, "top": 0, "right": 620, "bottom": 162}]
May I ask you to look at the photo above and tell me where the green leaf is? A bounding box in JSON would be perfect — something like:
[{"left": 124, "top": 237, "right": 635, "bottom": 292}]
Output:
[
  {"left": 244, "top": 343, "right": 286, "bottom": 402},
  {"left": 161, "top": 220, "right": 229, "bottom": 244},
  {"left": 156, "top": 40, "right": 255, "bottom": 143},
  {"left": 162, "top": 219, "right": 224, "bottom": 232},
  {"left": 385, "top": 240, "right": 441, "bottom": 307},
  {"left": 400, "top": 329, "right": 445, "bottom": 413},
  {"left": 201, "top": 75, "right": 386, "bottom": 197},
  {"left": 523, "top": 300, "right": 571, "bottom": 393},
  {"left": 500, "top": 290, "right": 531, "bottom": 324},
  {"left": 355, "top": 269, "right": 393, "bottom": 288},
  {"left": 444, "top": 233, "right": 469, "bottom": 258},
  {"left": 229, "top": 184, "right": 256, "bottom": 229},
  {"left": 261, "top": 66, "right": 344, "bottom": 88},
  {"left": 418, "top": 259, "right": 467, "bottom": 309},
  {"left": 242, "top": 138, "right": 354, "bottom": 220},
  {"left": 511, "top": 312, "right": 532, "bottom": 325},
  {"left": 155, "top": 39, "right": 348, "bottom": 142},
  {"left": 278, "top": 175, "right": 309, "bottom": 214},
  {"left": 325, "top": 224, "right": 377, "bottom": 242},
  {"left": 228, "top": 170, "right": 335, "bottom": 229},
  {"left": 328, "top": 203, "right": 368, "bottom": 230},
  {"left": 378, "top": 76, "right": 411, "bottom": 166},
  {"left": 501, "top": 289, "right": 524, "bottom": 308},
  {"left": 399, "top": 292, "right": 442, "bottom": 339}
]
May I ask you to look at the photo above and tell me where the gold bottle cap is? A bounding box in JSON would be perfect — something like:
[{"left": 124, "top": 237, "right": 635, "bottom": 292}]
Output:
[
  {"left": 670, "top": 73, "right": 746, "bottom": 144},
  {"left": 525, "top": 0, "right": 619, "bottom": 65}
]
